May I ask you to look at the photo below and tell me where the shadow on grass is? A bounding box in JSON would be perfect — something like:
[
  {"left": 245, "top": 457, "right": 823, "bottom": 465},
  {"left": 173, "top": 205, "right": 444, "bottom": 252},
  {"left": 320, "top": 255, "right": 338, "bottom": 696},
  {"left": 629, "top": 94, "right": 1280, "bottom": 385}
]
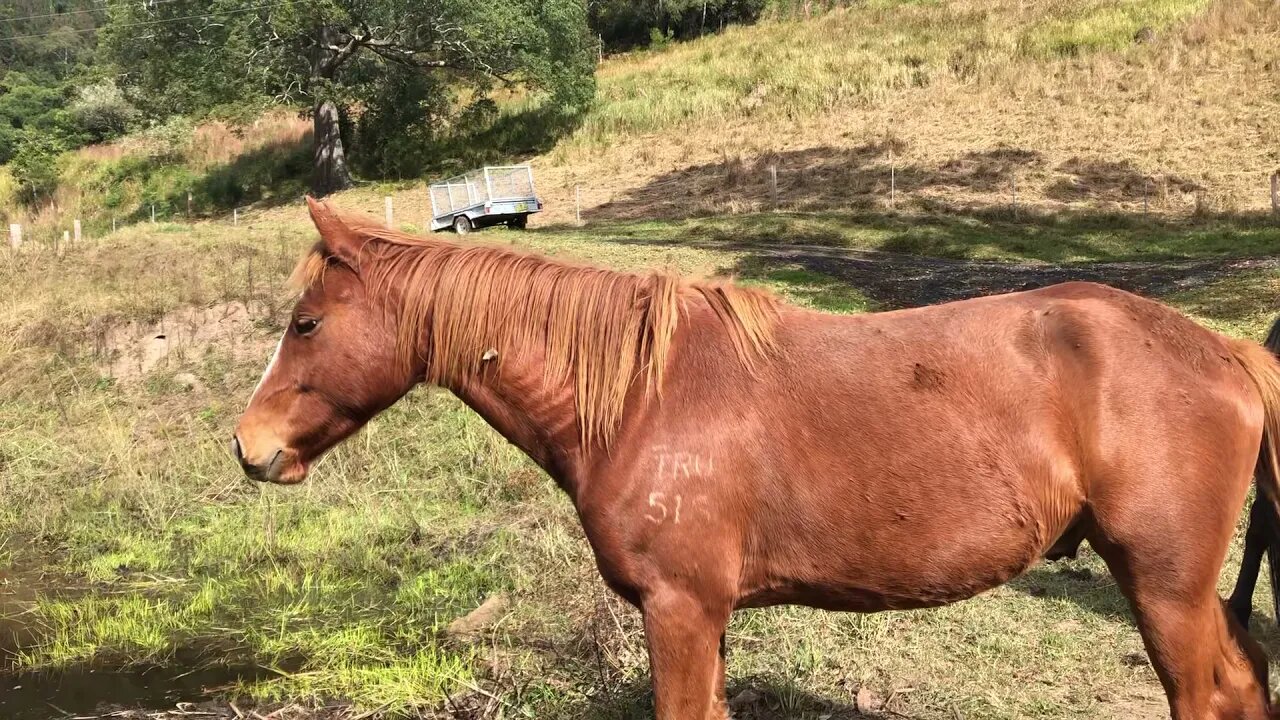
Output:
[
  {"left": 406, "top": 104, "right": 589, "bottom": 181},
  {"left": 539, "top": 207, "right": 1280, "bottom": 311},
  {"left": 575, "top": 143, "right": 1279, "bottom": 265},
  {"left": 720, "top": 240, "right": 1279, "bottom": 311},
  {"left": 1012, "top": 562, "right": 1132, "bottom": 623},
  {"left": 561, "top": 675, "right": 897, "bottom": 720},
  {"left": 186, "top": 131, "right": 313, "bottom": 214}
]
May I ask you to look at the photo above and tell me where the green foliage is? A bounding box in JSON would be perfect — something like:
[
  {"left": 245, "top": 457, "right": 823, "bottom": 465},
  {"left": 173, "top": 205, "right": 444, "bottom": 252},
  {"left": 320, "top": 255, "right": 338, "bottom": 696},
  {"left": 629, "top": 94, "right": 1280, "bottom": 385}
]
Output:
[
  {"left": 0, "top": 2, "right": 107, "bottom": 162},
  {"left": 0, "top": 71, "right": 84, "bottom": 164},
  {"left": 590, "top": 0, "right": 768, "bottom": 51},
  {"left": 352, "top": 68, "right": 450, "bottom": 179},
  {"left": 99, "top": 0, "right": 597, "bottom": 185},
  {"left": 69, "top": 80, "right": 139, "bottom": 142},
  {"left": 8, "top": 131, "right": 66, "bottom": 202}
]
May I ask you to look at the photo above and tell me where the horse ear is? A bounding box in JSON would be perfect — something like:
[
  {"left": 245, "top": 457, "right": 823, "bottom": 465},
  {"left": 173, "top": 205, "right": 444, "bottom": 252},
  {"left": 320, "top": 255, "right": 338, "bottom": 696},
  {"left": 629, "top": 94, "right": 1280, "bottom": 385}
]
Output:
[{"left": 305, "top": 196, "right": 364, "bottom": 267}]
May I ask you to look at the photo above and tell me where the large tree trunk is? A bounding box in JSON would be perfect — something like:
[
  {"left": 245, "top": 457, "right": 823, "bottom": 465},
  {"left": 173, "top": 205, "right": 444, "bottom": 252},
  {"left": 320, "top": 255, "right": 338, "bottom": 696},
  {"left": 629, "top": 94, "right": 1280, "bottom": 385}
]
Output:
[{"left": 311, "top": 99, "right": 352, "bottom": 197}]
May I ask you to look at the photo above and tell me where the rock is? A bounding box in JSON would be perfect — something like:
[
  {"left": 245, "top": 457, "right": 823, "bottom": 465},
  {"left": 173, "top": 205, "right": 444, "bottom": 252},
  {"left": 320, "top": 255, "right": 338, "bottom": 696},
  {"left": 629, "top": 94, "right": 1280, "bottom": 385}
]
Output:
[
  {"left": 1121, "top": 651, "right": 1149, "bottom": 667},
  {"left": 1134, "top": 26, "right": 1156, "bottom": 44},
  {"left": 856, "top": 687, "right": 883, "bottom": 713},
  {"left": 173, "top": 372, "right": 202, "bottom": 391},
  {"left": 728, "top": 688, "right": 761, "bottom": 710},
  {"left": 445, "top": 594, "right": 509, "bottom": 638}
]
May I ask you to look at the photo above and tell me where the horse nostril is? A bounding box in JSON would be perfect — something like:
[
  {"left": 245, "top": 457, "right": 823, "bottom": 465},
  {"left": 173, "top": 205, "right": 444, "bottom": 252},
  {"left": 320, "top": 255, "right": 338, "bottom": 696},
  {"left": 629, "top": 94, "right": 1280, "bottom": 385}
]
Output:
[{"left": 231, "top": 435, "right": 245, "bottom": 466}]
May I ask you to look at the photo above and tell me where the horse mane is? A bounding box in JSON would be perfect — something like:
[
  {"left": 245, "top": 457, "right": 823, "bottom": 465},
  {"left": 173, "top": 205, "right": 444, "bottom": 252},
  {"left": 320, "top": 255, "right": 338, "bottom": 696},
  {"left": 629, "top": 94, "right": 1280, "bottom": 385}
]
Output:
[{"left": 290, "top": 220, "right": 779, "bottom": 448}]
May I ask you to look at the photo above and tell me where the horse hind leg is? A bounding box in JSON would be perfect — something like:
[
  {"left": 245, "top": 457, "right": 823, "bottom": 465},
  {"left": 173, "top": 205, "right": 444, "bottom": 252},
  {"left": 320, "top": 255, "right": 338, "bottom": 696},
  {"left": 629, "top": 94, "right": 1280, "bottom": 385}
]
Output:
[{"left": 1089, "top": 501, "right": 1270, "bottom": 720}]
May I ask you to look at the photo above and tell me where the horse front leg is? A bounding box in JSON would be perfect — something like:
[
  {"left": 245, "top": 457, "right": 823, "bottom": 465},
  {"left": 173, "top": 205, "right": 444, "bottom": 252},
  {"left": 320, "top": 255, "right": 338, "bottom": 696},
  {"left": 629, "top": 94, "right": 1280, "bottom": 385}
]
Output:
[{"left": 642, "top": 588, "right": 732, "bottom": 720}]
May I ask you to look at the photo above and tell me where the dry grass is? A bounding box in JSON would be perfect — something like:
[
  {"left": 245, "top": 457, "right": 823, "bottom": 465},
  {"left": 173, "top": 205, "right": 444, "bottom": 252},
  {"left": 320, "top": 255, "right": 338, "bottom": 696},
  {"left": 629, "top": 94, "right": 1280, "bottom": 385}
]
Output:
[
  {"left": 75, "top": 112, "right": 311, "bottom": 168},
  {"left": 519, "top": 0, "right": 1280, "bottom": 226},
  {"left": 5, "top": 2, "right": 1280, "bottom": 717},
  {"left": 3, "top": 211, "right": 1279, "bottom": 719}
]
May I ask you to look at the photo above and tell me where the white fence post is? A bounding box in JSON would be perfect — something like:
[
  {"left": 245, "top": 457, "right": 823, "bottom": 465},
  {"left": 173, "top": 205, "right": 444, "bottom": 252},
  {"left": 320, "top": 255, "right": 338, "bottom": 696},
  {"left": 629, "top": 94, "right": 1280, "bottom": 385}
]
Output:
[
  {"left": 575, "top": 185, "right": 582, "bottom": 225},
  {"left": 8, "top": 223, "right": 21, "bottom": 250},
  {"left": 60, "top": 230, "right": 69, "bottom": 256},
  {"left": 73, "top": 219, "right": 82, "bottom": 244},
  {"left": 385, "top": 196, "right": 394, "bottom": 228},
  {"left": 1271, "top": 171, "right": 1279, "bottom": 215},
  {"left": 233, "top": 208, "right": 239, "bottom": 227}
]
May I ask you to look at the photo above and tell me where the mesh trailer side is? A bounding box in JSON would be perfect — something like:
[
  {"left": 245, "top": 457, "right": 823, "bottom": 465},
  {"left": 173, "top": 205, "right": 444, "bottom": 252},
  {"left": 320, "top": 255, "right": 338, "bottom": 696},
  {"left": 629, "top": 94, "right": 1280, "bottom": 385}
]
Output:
[{"left": 486, "top": 167, "right": 535, "bottom": 200}]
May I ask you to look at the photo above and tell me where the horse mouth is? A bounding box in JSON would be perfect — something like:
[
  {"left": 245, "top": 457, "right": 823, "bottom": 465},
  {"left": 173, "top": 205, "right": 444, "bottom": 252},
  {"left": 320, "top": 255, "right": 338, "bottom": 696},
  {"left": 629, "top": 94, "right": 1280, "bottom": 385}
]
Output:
[{"left": 240, "top": 447, "right": 308, "bottom": 485}]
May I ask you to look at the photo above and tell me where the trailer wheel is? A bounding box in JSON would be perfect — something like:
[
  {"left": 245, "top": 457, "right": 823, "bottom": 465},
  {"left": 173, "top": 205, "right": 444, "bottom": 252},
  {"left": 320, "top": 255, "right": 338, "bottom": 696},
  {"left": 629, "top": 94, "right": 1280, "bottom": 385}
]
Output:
[
  {"left": 508, "top": 215, "right": 528, "bottom": 230},
  {"left": 453, "top": 215, "right": 472, "bottom": 235}
]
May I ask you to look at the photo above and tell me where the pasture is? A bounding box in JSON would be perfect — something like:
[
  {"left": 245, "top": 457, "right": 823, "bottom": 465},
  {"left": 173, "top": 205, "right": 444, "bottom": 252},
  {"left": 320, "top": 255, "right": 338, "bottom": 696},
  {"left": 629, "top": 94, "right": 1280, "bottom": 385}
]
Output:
[
  {"left": 2, "top": 206, "right": 1279, "bottom": 719},
  {"left": 4, "top": 0, "right": 1280, "bottom": 717}
]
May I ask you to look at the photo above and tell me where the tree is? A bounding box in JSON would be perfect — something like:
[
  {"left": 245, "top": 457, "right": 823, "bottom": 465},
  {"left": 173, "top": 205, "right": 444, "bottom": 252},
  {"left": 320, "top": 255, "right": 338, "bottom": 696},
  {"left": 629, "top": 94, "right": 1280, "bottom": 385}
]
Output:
[{"left": 101, "top": 0, "right": 596, "bottom": 196}]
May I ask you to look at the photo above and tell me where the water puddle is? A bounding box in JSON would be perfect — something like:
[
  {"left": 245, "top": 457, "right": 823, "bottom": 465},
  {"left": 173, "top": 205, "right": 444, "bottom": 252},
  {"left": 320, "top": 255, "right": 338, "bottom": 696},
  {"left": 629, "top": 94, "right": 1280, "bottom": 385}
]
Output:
[
  {"left": 0, "top": 662, "right": 277, "bottom": 719},
  {"left": 1, "top": 563, "right": 295, "bottom": 718}
]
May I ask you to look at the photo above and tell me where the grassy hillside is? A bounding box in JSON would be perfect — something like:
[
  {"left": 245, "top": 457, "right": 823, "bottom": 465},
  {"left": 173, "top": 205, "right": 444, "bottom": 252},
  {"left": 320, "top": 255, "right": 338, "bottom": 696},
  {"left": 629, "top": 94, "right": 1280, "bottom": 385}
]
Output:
[
  {"left": 5, "top": 0, "right": 1279, "bottom": 244},
  {"left": 4, "top": 1, "right": 1280, "bottom": 719},
  {"left": 527, "top": 0, "right": 1280, "bottom": 225}
]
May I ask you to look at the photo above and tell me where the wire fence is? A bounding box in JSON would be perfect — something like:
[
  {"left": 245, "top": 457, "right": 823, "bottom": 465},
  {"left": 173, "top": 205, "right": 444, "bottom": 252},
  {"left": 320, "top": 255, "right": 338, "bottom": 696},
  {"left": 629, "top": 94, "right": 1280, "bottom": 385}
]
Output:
[{"left": 6, "top": 165, "right": 1280, "bottom": 254}]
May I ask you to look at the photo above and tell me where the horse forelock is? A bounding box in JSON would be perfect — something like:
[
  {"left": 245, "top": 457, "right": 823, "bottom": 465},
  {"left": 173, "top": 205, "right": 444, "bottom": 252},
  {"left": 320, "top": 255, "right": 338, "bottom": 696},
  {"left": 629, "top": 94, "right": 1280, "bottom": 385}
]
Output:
[{"left": 290, "top": 221, "right": 779, "bottom": 448}]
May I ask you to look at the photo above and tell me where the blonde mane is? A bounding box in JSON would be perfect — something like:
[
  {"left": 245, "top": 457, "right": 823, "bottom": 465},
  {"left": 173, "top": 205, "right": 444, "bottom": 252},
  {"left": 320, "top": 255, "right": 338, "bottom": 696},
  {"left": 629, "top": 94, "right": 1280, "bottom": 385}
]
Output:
[{"left": 291, "top": 222, "right": 778, "bottom": 448}]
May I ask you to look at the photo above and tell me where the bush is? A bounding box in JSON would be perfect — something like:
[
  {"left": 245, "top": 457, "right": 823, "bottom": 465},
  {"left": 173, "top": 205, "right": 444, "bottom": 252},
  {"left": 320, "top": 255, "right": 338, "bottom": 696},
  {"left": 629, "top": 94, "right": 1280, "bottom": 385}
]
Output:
[
  {"left": 138, "top": 116, "right": 195, "bottom": 160},
  {"left": 591, "top": 0, "right": 767, "bottom": 51},
  {"left": 8, "top": 132, "right": 66, "bottom": 203},
  {"left": 352, "top": 69, "right": 451, "bottom": 179},
  {"left": 70, "top": 81, "right": 139, "bottom": 142}
]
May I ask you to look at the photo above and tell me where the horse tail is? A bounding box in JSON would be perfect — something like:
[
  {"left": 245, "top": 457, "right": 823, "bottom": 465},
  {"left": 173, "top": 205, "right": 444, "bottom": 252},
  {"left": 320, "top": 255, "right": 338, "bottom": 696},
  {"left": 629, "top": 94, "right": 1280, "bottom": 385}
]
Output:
[{"left": 1231, "top": 318, "right": 1280, "bottom": 623}]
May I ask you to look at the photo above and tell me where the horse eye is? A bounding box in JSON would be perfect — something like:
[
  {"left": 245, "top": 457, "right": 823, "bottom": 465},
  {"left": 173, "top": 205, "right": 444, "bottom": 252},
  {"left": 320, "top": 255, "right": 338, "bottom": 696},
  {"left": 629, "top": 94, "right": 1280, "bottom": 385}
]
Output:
[{"left": 293, "top": 317, "right": 320, "bottom": 336}]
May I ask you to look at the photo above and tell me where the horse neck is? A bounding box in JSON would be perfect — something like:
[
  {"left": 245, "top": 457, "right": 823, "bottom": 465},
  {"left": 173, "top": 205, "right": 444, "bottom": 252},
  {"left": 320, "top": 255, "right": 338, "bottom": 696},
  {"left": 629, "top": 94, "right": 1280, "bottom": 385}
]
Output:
[{"left": 445, "top": 350, "right": 587, "bottom": 495}]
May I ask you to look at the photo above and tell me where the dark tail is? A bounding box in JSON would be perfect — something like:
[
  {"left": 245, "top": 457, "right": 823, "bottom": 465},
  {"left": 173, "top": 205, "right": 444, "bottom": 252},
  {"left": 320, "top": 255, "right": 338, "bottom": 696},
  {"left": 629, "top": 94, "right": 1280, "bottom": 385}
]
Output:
[
  {"left": 1264, "top": 321, "right": 1280, "bottom": 625},
  {"left": 1232, "top": 318, "right": 1280, "bottom": 625}
]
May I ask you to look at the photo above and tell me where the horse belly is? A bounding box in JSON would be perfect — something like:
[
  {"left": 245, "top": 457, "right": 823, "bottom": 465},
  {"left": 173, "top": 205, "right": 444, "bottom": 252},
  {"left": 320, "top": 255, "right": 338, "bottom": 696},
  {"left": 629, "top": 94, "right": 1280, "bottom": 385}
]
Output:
[{"left": 740, "top": 446, "right": 1084, "bottom": 612}]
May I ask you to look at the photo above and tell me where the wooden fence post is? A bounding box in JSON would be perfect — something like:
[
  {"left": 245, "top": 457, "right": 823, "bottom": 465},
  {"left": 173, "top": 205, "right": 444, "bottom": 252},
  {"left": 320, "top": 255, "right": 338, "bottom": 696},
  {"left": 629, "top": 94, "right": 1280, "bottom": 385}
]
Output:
[
  {"left": 73, "top": 219, "right": 82, "bottom": 244},
  {"left": 575, "top": 185, "right": 582, "bottom": 225},
  {"left": 60, "top": 230, "right": 69, "bottom": 256},
  {"left": 234, "top": 208, "right": 239, "bottom": 227},
  {"left": 1271, "top": 171, "right": 1279, "bottom": 215},
  {"left": 8, "top": 223, "right": 21, "bottom": 250},
  {"left": 770, "top": 164, "right": 779, "bottom": 208},
  {"left": 888, "top": 148, "right": 896, "bottom": 209},
  {"left": 385, "top": 196, "right": 394, "bottom": 228},
  {"left": 151, "top": 204, "right": 156, "bottom": 224}
]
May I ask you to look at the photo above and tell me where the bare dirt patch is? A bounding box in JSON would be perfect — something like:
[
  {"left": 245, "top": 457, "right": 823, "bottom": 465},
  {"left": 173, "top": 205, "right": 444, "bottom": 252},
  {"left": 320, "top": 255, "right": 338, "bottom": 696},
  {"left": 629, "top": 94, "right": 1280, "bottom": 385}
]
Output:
[{"left": 97, "top": 302, "right": 277, "bottom": 383}]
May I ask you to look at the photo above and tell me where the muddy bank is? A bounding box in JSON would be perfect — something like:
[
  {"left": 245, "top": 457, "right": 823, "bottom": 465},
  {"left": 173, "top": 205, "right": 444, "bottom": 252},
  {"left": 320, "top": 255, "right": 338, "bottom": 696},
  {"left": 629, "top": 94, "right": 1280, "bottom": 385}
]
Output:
[{"left": 0, "top": 664, "right": 282, "bottom": 720}]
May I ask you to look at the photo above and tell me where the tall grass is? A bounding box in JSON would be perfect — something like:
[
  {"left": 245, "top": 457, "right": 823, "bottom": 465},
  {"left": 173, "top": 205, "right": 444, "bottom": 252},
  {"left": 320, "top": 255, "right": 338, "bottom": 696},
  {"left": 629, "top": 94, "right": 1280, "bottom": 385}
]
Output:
[
  {"left": 0, "top": 113, "right": 311, "bottom": 244},
  {"left": 568, "top": 0, "right": 1212, "bottom": 145}
]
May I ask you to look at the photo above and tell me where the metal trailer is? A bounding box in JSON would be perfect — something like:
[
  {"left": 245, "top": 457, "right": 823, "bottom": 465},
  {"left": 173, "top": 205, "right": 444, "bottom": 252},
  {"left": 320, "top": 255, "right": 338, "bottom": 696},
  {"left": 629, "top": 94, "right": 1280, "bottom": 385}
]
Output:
[{"left": 428, "top": 165, "right": 543, "bottom": 234}]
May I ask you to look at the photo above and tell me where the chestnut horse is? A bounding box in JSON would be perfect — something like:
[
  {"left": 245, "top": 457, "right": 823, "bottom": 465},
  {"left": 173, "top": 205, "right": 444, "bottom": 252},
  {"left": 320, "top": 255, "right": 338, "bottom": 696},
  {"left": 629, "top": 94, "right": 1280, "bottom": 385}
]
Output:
[{"left": 235, "top": 198, "right": 1280, "bottom": 720}]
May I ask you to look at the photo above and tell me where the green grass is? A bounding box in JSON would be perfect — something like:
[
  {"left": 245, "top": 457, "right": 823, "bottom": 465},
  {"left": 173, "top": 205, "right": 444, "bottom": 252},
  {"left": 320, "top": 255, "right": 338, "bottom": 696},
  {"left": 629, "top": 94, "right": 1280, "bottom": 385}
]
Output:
[{"left": 2, "top": 211, "right": 1279, "bottom": 718}]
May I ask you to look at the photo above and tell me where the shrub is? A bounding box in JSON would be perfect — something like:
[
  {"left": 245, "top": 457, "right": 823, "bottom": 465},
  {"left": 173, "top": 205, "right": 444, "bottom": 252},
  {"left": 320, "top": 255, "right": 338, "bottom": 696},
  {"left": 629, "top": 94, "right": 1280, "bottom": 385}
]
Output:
[
  {"left": 8, "top": 131, "right": 66, "bottom": 203},
  {"left": 70, "top": 81, "right": 139, "bottom": 142}
]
